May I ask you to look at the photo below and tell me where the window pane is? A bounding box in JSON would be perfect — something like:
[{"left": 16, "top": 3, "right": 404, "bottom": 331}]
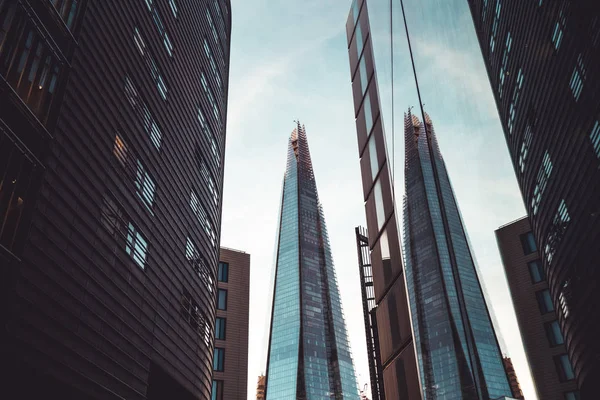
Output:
[
  {"left": 565, "top": 391, "right": 580, "bottom": 400},
  {"left": 520, "top": 231, "right": 537, "bottom": 254},
  {"left": 213, "top": 348, "right": 224, "bottom": 371},
  {"left": 218, "top": 261, "right": 229, "bottom": 282},
  {"left": 368, "top": 132, "right": 378, "bottom": 180},
  {"left": 528, "top": 259, "right": 545, "bottom": 283},
  {"left": 215, "top": 317, "right": 226, "bottom": 340},
  {"left": 545, "top": 320, "right": 564, "bottom": 346},
  {"left": 537, "top": 289, "right": 554, "bottom": 314},
  {"left": 217, "top": 289, "right": 227, "bottom": 310},
  {"left": 373, "top": 178, "right": 385, "bottom": 231},
  {"left": 556, "top": 354, "right": 575, "bottom": 381}
]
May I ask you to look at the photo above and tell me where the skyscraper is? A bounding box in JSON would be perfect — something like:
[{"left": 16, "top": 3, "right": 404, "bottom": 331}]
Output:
[
  {"left": 1, "top": 1, "right": 230, "bottom": 398},
  {"left": 468, "top": 2, "right": 600, "bottom": 396},
  {"left": 265, "top": 123, "right": 360, "bottom": 399},
  {"left": 402, "top": 110, "right": 512, "bottom": 399},
  {"left": 496, "top": 217, "right": 578, "bottom": 399}
]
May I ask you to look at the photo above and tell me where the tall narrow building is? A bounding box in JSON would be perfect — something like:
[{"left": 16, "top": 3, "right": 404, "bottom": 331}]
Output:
[
  {"left": 265, "top": 123, "right": 360, "bottom": 399},
  {"left": 402, "top": 111, "right": 512, "bottom": 399},
  {"left": 468, "top": 2, "right": 600, "bottom": 395}
]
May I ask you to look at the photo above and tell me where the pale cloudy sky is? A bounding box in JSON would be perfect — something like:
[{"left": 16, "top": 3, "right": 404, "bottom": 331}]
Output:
[{"left": 220, "top": 1, "right": 535, "bottom": 399}]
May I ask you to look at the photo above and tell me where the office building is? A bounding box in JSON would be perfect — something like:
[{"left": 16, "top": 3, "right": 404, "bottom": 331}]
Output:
[
  {"left": 256, "top": 374, "right": 266, "bottom": 400},
  {"left": 211, "top": 247, "right": 250, "bottom": 400},
  {"left": 265, "top": 123, "right": 360, "bottom": 399},
  {"left": 496, "top": 217, "right": 578, "bottom": 400},
  {"left": 502, "top": 357, "right": 524, "bottom": 400},
  {"left": 468, "top": 2, "right": 600, "bottom": 395},
  {"left": 402, "top": 110, "right": 512, "bottom": 399},
  {"left": 0, "top": 0, "right": 231, "bottom": 398}
]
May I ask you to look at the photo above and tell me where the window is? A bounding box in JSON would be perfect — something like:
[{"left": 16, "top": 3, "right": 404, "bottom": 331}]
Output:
[
  {"left": 201, "top": 72, "right": 219, "bottom": 121},
  {"left": 531, "top": 151, "right": 553, "bottom": 215},
  {"left": 218, "top": 261, "right": 229, "bottom": 282},
  {"left": 354, "top": 23, "right": 364, "bottom": 57},
  {"left": 351, "top": 0, "right": 361, "bottom": 24},
  {"left": 0, "top": 134, "right": 35, "bottom": 252},
  {"left": 211, "top": 380, "right": 224, "bottom": 400},
  {"left": 590, "top": 120, "right": 600, "bottom": 159},
  {"left": 123, "top": 75, "right": 162, "bottom": 149},
  {"left": 520, "top": 231, "right": 537, "bottom": 254},
  {"left": 135, "top": 160, "right": 156, "bottom": 211},
  {"left": 100, "top": 194, "right": 127, "bottom": 239},
  {"left": 134, "top": 27, "right": 168, "bottom": 100},
  {"left": 507, "top": 68, "right": 524, "bottom": 134},
  {"left": 113, "top": 134, "right": 129, "bottom": 166},
  {"left": 518, "top": 123, "right": 533, "bottom": 173},
  {"left": 199, "top": 157, "right": 218, "bottom": 205},
  {"left": 565, "top": 391, "right": 580, "bottom": 400},
  {"left": 190, "top": 190, "right": 216, "bottom": 246},
  {"left": 197, "top": 108, "right": 220, "bottom": 166},
  {"left": 536, "top": 289, "right": 554, "bottom": 314},
  {"left": 217, "top": 289, "right": 227, "bottom": 310},
  {"left": 555, "top": 354, "right": 575, "bottom": 381},
  {"left": 185, "top": 237, "right": 214, "bottom": 294},
  {"left": 180, "top": 289, "right": 210, "bottom": 346},
  {"left": 368, "top": 132, "right": 378, "bottom": 180},
  {"left": 498, "top": 32, "right": 512, "bottom": 98},
  {"left": 489, "top": 0, "right": 501, "bottom": 52},
  {"left": 0, "top": 5, "right": 61, "bottom": 123},
  {"left": 203, "top": 38, "right": 222, "bottom": 91},
  {"left": 206, "top": 10, "right": 224, "bottom": 65},
  {"left": 544, "top": 199, "right": 570, "bottom": 264},
  {"left": 358, "top": 53, "right": 369, "bottom": 96},
  {"left": 545, "top": 320, "right": 564, "bottom": 346},
  {"left": 559, "top": 279, "right": 571, "bottom": 319},
  {"left": 51, "top": 0, "right": 79, "bottom": 29},
  {"left": 215, "top": 317, "right": 226, "bottom": 340},
  {"left": 551, "top": 6, "right": 566, "bottom": 50},
  {"left": 213, "top": 348, "right": 225, "bottom": 371},
  {"left": 373, "top": 178, "right": 385, "bottom": 231},
  {"left": 569, "top": 54, "right": 586, "bottom": 101},
  {"left": 126, "top": 222, "right": 148, "bottom": 269},
  {"left": 363, "top": 92, "right": 373, "bottom": 135},
  {"left": 528, "top": 259, "right": 545, "bottom": 283},
  {"left": 168, "top": 0, "right": 178, "bottom": 18}
]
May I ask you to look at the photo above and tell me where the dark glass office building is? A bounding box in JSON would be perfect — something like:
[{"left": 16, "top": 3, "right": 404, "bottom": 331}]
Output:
[
  {"left": 265, "top": 123, "right": 360, "bottom": 399},
  {"left": 0, "top": 0, "right": 230, "bottom": 398},
  {"left": 468, "top": 2, "right": 600, "bottom": 396},
  {"left": 402, "top": 111, "right": 511, "bottom": 399}
]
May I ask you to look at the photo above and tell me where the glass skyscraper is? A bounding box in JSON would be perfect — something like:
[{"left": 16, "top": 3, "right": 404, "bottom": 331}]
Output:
[
  {"left": 265, "top": 123, "right": 360, "bottom": 399},
  {"left": 402, "top": 110, "right": 512, "bottom": 399}
]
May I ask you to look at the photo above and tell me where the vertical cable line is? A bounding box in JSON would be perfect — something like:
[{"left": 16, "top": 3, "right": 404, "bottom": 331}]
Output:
[{"left": 391, "top": 0, "right": 395, "bottom": 196}]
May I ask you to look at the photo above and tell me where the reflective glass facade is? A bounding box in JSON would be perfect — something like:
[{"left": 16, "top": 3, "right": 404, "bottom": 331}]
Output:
[
  {"left": 403, "top": 112, "right": 512, "bottom": 399},
  {"left": 266, "top": 124, "right": 360, "bottom": 399}
]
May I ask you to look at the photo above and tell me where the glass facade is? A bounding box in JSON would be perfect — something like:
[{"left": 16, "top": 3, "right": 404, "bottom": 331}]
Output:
[
  {"left": 403, "top": 112, "right": 512, "bottom": 399},
  {"left": 266, "top": 124, "right": 359, "bottom": 399}
]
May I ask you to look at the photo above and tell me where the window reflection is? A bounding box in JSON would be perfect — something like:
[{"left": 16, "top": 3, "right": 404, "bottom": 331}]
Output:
[
  {"left": 368, "top": 132, "right": 378, "bottom": 179},
  {"left": 373, "top": 177, "right": 385, "bottom": 231}
]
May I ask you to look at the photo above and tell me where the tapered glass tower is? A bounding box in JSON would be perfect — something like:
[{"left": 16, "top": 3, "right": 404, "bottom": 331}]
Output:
[
  {"left": 265, "top": 123, "right": 360, "bottom": 399},
  {"left": 403, "top": 111, "right": 512, "bottom": 400}
]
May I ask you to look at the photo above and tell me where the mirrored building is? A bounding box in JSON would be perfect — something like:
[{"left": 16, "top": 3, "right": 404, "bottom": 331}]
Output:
[
  {"left": 403, "top": 111, "right": 512, "bottom": 399},
  {"left": 265, "top": 123, "right": 360, "bottom": 399}
]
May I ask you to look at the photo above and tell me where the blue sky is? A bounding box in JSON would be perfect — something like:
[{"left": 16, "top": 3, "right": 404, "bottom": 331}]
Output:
[{"left": 221, "top": 1, "right": 535, "bottom": 398}]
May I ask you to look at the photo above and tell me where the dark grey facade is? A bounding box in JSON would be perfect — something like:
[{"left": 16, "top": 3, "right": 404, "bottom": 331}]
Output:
[
  {"left": 265, "top": 123, "right": 359, "bottom": 399},
  {"left": 468, "top": 2, "right": 600, "bottom": 397},
  {"left": 496, "top": 217, "right": 578, "bottom": 400},
  {"left": 402, "top": 111, "right": 511, "bottom": 399},
  {"left": 0, "top": 0, "right": 230, "bottom": 398}
]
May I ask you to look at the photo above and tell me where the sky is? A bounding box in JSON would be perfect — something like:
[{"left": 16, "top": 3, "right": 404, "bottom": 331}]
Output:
[{"left": 220, "top": 1, "right": 536, "bottom": 399}]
